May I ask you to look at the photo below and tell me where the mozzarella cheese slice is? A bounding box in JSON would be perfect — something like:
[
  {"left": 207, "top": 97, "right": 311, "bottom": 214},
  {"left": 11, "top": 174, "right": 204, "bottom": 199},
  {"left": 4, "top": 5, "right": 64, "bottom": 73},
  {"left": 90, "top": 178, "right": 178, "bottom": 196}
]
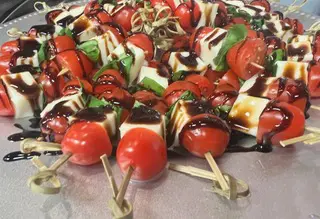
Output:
[
  {"left": 275, "top": 61, "right": 309, "bottom": 84},
  {"left": 68, "top": 15, "right": 98, "bottom": 42},
  {"left": 239, "top": 5, "right": 265, "bottom": 16},
  {"left": 260, "top": 12, "right": 280, "bottom": 22},
  {"left": 54, "top": 11, "right": 71, "bottom": 25},
  {"left": 198, "top": 28, "right": 227, "bottom": 69},
  {"left": 40, "top": 93, "right": 85, "bottom": 118},
  {"left": 137, "top": 66, "right": 169, "bottom": 89},
  {"left": 287, "top": 41, "right": 313, "bottom": 62},
  {"left": 168, "top": 52, "right": 207, "bottom": 75},
  {"left": 119, "top": 106, "right": 166, "bottom": 139},
  {"left": 16, "top": 50, "right": 40, "bottom": 67},
  {"left": 239, "top": 75, "right": 278, "bottom": 98},
  {"left": 108, "top": 42, "right": 146, "bottom": 85},
  {"left": 1, "top": 72, "right": 43, "bottom": 118},
  {"left": 263, "top": 20, "right": 294, "bottom": 43},
  {"left": 228, "top": 94, "right": 270, "bottom": 136},
  {"left": 195, "top": 0, "right": 219, "bottom": 28},
  {"left": 291, "top": 35, "right": 314, "bottom": 43},
  {"left": 69, "top": 6, "right": 85, "bottom": 17}
]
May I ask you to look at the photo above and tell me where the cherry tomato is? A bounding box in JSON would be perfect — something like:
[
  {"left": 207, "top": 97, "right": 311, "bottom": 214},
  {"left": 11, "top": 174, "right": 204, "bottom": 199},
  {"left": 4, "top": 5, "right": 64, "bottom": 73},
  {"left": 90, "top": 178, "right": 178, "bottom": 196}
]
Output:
[
  {"left": 62, "top": 79, "right": 93, "bottom": 96},
  {"left": 165, "top": 0, "right": 181, "bottom": 10},
  {"left": 133, "top": 90, "right": 168, "bottom": 114},
  {"left": 214, "top": 1, "right": 228, "bottom": 27},
  {"left": 38, "top": 60, "right": 66, "bottom": 102},
  {"left": 0, "top": 81, "right": 14, "bottom": 116},
  {"left": 174, "top": 1, "right": 201, "bottom": 33},
  {"left": 185, "top": 74, "right": 215, "bottom": 98},
  {"left": 209, "top": 84, "right": 238, "bottom": 107},
  {"left": 98, "top": 87, "right": 134, "bottom": 110},
  {"left": 45, "top": 9, "right": 63, "bottom": 25},
  {"left": 117, "top": 128, "right": 167, "bottom": 181},
  {"left": 1, "top": 40, "right": 19, "bottom": 55},
  {"left": 227, "top": 38, "right": 267, "bottom": 80},
  {"left": 265, "top": 36, "right": 286, "bottom": 55},
  {"left": 283, "top": 18, "right": 304, "bottom": 35},
  {"left": 250, "top": 0, "right": 271, "bottom": 12},
  {"left": 257, "top": 101, "right": 305, "bottom": 146},
  {"left": 92, "top": 69, "right": 127, "bottom": 90},
  {"left": 47, "top": 36, "right": 76, "bottom": 58},
  {"left": 180, "top": 113, "right": 231, "bottom": 158},
  {"left": 218, "top": 70, "right": 241, "bottom": 91},
  {"left": 54, "top": 50, "right": 93, "bottom": 78},
  {"left": 126, "top": 33, "right": 154, "bottom": 61},
  {"left": 0, "top": 54, "right": 11, "bottom": 75},
  {"left": 190, "top": 26, "right": 214, "bottom": 55},
  {"left": 308, "top": 62, "right": 320, "bottom": 98},
  {"left": 150, "top": 0, "right": 170, "bottom": 7},
  {"left": 172, "top": 35, "right": 190, "bottom": 50},
  {"left": 313, "top": 31, "right": 320, "bottom": 62},
  {"left": 147, "top": 61, "right": 172, "bottom": 78},
  {"left": 112, "top": 6, "right": 135, "bottom": 32},
  {"left": 100, "top": 23, "right": 128, "bottom": 42},
  {"left": 62, "top": 121, "right": 113, "bottom": 165},
  {"left": 163, "top": 81, "right": 201, "bottom": 106},
  {"left": 204, "top": 68, "right": 226, "bottom": 83}
]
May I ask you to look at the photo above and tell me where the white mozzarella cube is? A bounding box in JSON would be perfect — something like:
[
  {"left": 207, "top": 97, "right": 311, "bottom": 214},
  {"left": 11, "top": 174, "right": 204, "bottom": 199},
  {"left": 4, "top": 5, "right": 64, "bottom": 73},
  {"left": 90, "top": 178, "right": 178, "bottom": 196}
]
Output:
[
  {"left": 240, "top": 5, "right": 265, "bottom": 16},
  {"left": 291, "top": 35, "right": 314, "bottom": 43},
  {"left": 275, "top": 61, "right": 309, "bottom": 84},
  {"left": 168, "top": 52, "right": 207, "bottom": 75},
  {"left": 263, "top": 20, "right": 293, "bottom": 43},
  {"left": 287, "top": 41, "right": 313, "bottom": 62},
  {"left": 68, "top": 15, "right": 97, "bottom": 42},
  {"left": 54, "top": 11, "right": 71, "bottom": 25},
  {"left": 228, "top": 94, "right": 270, "bottom": 136},
  {"left": 137, "top": 66, "right": 169, "bottom": 89},
  {"left": 1, "top": 72, "right": 43, "bottom": 118},
  {"left": 239, "top": 75, "right": 278, "bottom": 98},
  {"left": 16, "top": 50, "right": 39, "bottom": 67},
  {"left": 195, "top": 0, "right": 219, "bottom": 28},
  {"left": 69, "top": 6, "right": 85, "bottom": 17},
  {"left": 198, "top": 28, "right": 227, "bottom": 69}
]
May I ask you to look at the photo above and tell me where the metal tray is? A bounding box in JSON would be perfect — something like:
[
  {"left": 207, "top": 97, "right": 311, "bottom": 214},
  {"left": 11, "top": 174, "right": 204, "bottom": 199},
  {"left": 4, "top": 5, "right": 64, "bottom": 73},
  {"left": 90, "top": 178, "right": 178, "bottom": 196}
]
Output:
[{"left": 0, "top": 1, "right": 320, "bottom": 218}]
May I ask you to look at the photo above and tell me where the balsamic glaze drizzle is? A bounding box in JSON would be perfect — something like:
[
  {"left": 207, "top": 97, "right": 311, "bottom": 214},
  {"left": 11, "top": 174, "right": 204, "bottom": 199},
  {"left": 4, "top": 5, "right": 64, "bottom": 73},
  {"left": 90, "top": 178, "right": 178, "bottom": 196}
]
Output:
[
  {"left": 3, "top": 151, "right": 41, "bottom": 162},
  {"left": 7, "top": 123, "right": 41, "bottom": 142}
]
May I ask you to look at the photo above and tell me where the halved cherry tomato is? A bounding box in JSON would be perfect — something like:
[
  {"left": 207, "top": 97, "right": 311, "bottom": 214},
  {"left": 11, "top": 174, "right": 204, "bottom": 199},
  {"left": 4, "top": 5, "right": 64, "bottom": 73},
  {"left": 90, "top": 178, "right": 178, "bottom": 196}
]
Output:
[
  {"left": 180, "top": 113, "right": 231, "bottom": 158},
  {"left": 313, "top": 31, "right": 320, "bottom": 62},
  {"left": 47, "top": 35, "right": 76, "bottom": 57},
  {"left": 112, "top": 5, "right": 135, "bottom": 32},
  {"left": 62, "top": 79, "right": 93, "bottom": 96},
  {"left": 45, "top": 9, "right": 63, "bottom": 25},
  {"left": 0, "top": 54, "right": 11, "bottom": 75},
  {"left": 92, "top": 69, "right": 127, "bottom": 90},
  {"left": 218, "top": 70, "right": 241, "bottom": 91},
  {"left": 163, "top": 81, "right": 201, "bottom": 106},
  {"left": 204, "top": 68, "right": 226, "bottom": 83},
  {"left": 100, "top": 23, "right": 128, "bottom": 42},
  {"left": 189, "top": 26, "right": 214, "bottom": 55},
  {"left": 117, "top": 128, "right": 167, "bottom": 181},
  {"left": 0, "top": 81, "right": 14, "bottom": 116},
  {"left": 54, "top": 50, "right": 93, "bottom": 78},
  {"left": 185, "top": 74, "right": 215, "bottom": 98},
  {"left": 227, "top": 38, "right": 267, "bottom": 80},
  {"left": 172, "top": 35, "right": 190, "bottom": 50},
  {"left": 209, "top": 84, "right": 238, "bottom": 107},
  {"left": 283, "top": 18, "right": 304, "bottom": 35},
  {"left": 62, "top": 121, "right": 113, "bottom": 165},
  {"left": 257, "top": 101, "right": 305, "bottom": 146},
  {"left": 150, "top": 0, "right": 170, "bottom": 7},
  {"left": 214, "top": 1, "right": 228, "bottom": 27},
  {"left": 133, "top": 90, "right": 168, "bottom": 114},
  {"left": 1, "top": 40, "right": 19, "bottom": 55},
  {"left": 165, "top": 0, "right": 181, "bottom": 10},
  {"left": 250, "top": 0, "right": 271, "bottom": 12},
  {"left": 174, "top": 1, "right": 201, "bottom": 33},
  {"left": 126, "top": 33, "right": 154, "bottom": 61},
  {"left": 98, "top": 87, "right": 134, "bottom": 110},
  {"left": 308, "top": 62, "right": 320, "bottom": 98}
]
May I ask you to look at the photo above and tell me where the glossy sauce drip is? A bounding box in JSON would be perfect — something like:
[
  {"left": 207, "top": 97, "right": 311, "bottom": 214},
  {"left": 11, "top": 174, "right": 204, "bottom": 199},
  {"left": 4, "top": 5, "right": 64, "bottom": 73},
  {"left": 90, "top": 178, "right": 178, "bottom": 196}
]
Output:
[
  {"left": 280, "top": 21, "right": 292, "bottom": 31},
  {"left": 44, "top": 150, "right": 63, "bottom": 156},
  {"left": 184, "top": 101, "right": 215, "bottom": 116},
  {"left": 179, "top": 114, "right": 231, "bottom": 144},
  {"left": 191, "top": 26, "right": 205, "bottom": 49},
  {"left": 176, "top": 52, "right": 198, "bottom": 67},
  {"left": 8, "top": 123, "right": 41, "bottom": 142},
  {"left": 72, "top": 15, "right": 91, "bottom": 37},
  {"left": 29, "top": 25, "right": 56, "bottom": 36},
  {"left": 209, "top": 32, "right": 227, "bottom": 48},
  {"left": 10, "top": 65, "right": 38, "bottom": 75},
  {"left": 19, "top": 39, "right": 41, "bottom": 52},
  {"left": 156, "top": 63, "right": 171, "bottom": 78},
  {"left": 245, "top": 77, "right": 268, "bottom": 97},
  {"left": 57, "top": 15, "right": 75, "bottom": 27},
  {"left": 287, "top": 44, "right": 309, "bottom": 61},
  {"left": 29, "top": 117, "right": 41, "bottom": 129},
  {"left": 72, "top": 107, "right": 113, "bottom": 123},
  {"left": 3, "top": 151, "right": 41, "bottom": 162},
  {"left": 122, "top": 42, "right": 135, "bottom": 64},
  {"left": 6, "top": 74, "right": 40, "bottom": 111},
  {"left": 210, "top": 90, "right": 238, "bottom": 105},
  {"left": 273, "top": 11, "right": 284, "bottom": 20},
  {"left": 265, "top": 36, "right": 284, "bottom": 50},
  {"left": 126, "top": 105, "right": 161, "bottom": 124},
  {"left": 226, "top": 144, "right": 272, "bottom": 153}
]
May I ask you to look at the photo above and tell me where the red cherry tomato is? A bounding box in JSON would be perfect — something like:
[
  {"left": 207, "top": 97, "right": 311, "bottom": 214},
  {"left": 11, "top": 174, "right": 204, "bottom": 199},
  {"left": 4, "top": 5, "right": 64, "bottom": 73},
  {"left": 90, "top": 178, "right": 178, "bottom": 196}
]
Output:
[
  {"left": 54, "top": 50, "right": 93, "bottom": 78},
  {"left": 150, "top": 0, "right": 170, "bottom": 7},
  {"left": 62, "top": 79, "right": 93, "bottom": 96},
  {"left": 47, "top": 36, "right": 76, "bottom": 57},
  {"left": 180, "top": 113, "right": 231, "bottom": 158},
  {"left": 257, "top": 101, "right": 305, "bottom": 146},
  {"left": 45, "top": 9, "right": 63, "bottom": 25},
  {"left": 204, "top": 68, "right": 226, "bottom": 83},
  {"left": 38, "top": 60, "right": 66, "bottom": 102},
  {"left": 218, "top": 70, "right": 241, "bottom": 91},
  {"left": 112, "top": 6, "right": 135, "bottom": 32},
  {"left": 1, "top": 40, "right": 19, "bottom": 55},
  {"left": 308, "top": 62, "right": 320, "bottom": 98},
  {"left": 133, "top": 90, "right": 168, "bottom": 114},
  {"left": 313, "top": 31, "right": 320, "bottom": 62},
  {"left": 98, "top": 87, "right": 135, "bottom": 110},
  {"left": 190, "top": 26, "right": 214, "bottom": 55},
  {"left": 0, "top": 54, "right": 11, "bottom": 75},
  {"left": 172, "top": 35, "right": 190, "bottom": 50},
  {"left": 100, "top": 23, "right": 128, "bottom": 42},
  {"left": 214, "top": 1, "right": 228, "bottom": 27},
  {"left": 265, "top": 36, "right": 286, "bottom": 55},
  {"left": 283, "top": 18, "right": 304, "bottom": 35},
  {"left": 92, "top": 68, "right": 127, "bottom": 90},
  {"left": 117, "top": 128, "right": 167, "bottom": 181},
  {"left": 126, "top": 33, "right": 154, "bottom": 61},
  {"left": 227, "top": 38, "right": 267, "bottom": 80},
  {"left": 185, "top": 74, "right": 215, "bottom": 98},
  {"left": 174, "top": 1, "right": 201, "bottom": 33},
  {"left": 62, "top": 121, "right": 113, "bottom": 165},
  {"left": 165, "top": 0, "right": 181, "bottom": 10},
  {"left": 0, "top": 81, "right": 14, "bottom": 116},
  {"left": 250, "top": 0, "right": 271, "bottom": 12},
  {"left": 163, "top": 81, "right": 201, "bottom": 106},
  {"left": 209, "top": 84, "right": 238, "bottom": 107}
]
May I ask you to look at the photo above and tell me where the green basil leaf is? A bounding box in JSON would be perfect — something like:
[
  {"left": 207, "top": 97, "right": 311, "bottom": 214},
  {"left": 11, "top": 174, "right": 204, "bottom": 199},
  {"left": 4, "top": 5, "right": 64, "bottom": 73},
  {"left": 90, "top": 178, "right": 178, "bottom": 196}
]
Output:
[
  {"left": 251, "top": 18, "right": 264, "bottom": 31},
  {"left": 227, "top": 6, "right": 251, "bottom": 22},
  {"left": 266, "top": 49, "right": 285, "bottom": 75},
  {"left": 58, "top": 28, "right": 73, "bottom": 38},
  {"left": 165, "top": 90, "right": 196, "bottom": 119},
  {"left": 98, "top": 0, "right": 117, "bottom": 4},
  {"left": 77, "top": 40, "right": 100, "bottom": 62},
  {"left": 38, "top": 42, "right": 47, "bottom": 64},
  {"left": 92, "top": 60, "right": 119, "bottom": 81},
  {"left": 214, "top": 24, "right": 248, "bottom": 72},
  {"left": 238, "top": 78, "right": 245, "bottom": 87},
  {"left": 214, "top": 105, "right": 232, "bottom": 119},
  {"left": 172, "top": 70, "right": 187, "bottom": 81},
  {"left": 119, "top": 55, "right": 133, "bottom": 83},
  {"left": 133, "top": 100, "right": 145, "bottom": 108},
  {"left": 139, "top": 77, "right": 165, "bottom": 96}
]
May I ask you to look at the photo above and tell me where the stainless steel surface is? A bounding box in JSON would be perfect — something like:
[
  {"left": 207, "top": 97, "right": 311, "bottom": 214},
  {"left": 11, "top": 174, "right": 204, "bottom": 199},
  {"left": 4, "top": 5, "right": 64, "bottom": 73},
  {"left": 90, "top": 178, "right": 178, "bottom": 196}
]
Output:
[{"left": 0, "top": 1, "right": 320, "bottom": 219}]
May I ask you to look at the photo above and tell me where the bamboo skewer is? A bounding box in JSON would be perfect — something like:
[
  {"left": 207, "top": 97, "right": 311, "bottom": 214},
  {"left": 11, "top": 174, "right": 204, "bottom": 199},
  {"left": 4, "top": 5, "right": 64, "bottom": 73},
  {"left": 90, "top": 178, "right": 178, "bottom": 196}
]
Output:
[
  {"left": 57, "top": 68, "right": 69, "bottom": 77},
  {"left": 305, "top": 126, "right": 320, "bottom": 133},
  {"left": 279, "top": 133, "right": 318, "bottom": 147},
  {"left": 310, "top": 105, "right": 320, "bottom": 111},
  {"left": 101, "top": 155, "right": 119, "bottom": 197},
  {"left": 116, "top": 166, "right": 134, "bottom": 207},
  {"left": 21, "top": 138, "right": 61, "bottom": 153}
]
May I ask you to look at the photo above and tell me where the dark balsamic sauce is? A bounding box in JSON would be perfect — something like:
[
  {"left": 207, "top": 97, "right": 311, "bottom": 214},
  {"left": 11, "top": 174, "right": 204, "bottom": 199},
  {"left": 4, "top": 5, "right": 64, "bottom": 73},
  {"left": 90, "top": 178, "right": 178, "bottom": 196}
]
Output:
[
  {"left": 45, "top": 9, "right": 64, "bottom": 25},
  {"left": 7, "top": 124, "right": 41, "bottom": 142},
  {"left": 43, "top": 150, "right": 63, "bottom": 156},
  {"left": 29, "top": 25, "right": 56, "bottom": 36},
  {"left": 3, "top": 151, "right": 41, "bottom": 162},
  {"left": 287, "top": 44, "right": 309, "bottom": 61},
  {"left": 29, "top": 117, "right": 41, "bottom": 129},
  {"left": 209, "top": 32, "right": 227, "bottom": 48},
  {"left": 72, "top": 107, "right": 113, "bottom": 123},
  {"left": 265, "top": 36, "right": 284, "bottom": 51},
  {"left": 184, "top": 101, "right": 216, "bottom": 116},
  {"left": 126, "top": 105, "right": 161, "bottom": 124},
  {"left": 176, "top": 52, "right": 198, "bottom": 67},
  {"left": 245, "top": 77, "right": 268, "bottom": 97},
  {"left": 57, "top": 15, "right": 75, "bottom": 27},
  {"left": 10, "top": 65, "right": 38, "bottom": 75},
  {"left": 226, "top": 144, "right": 272, "bottom": 153}
]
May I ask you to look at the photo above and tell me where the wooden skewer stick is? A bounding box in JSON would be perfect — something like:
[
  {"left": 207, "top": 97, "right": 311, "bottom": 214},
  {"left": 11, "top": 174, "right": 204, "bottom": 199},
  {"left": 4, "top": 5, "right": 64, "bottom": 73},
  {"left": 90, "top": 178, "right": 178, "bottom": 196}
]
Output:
[
  {"left": 169, "top": 163, "right": 216, "bottom": 181},
  {"left": 100, "top": 155, "right": 119, "bottom": 197},
  {"left": 304, "top": 136, "right": 320, "bottom": 145},
  {"left": 57, "top": 68, "right": 69, "bottom": 77},
  {"left": 305, "top": 126, "right": 320, "bottom": 133},
  {"left": 204, "top": 152, "right": 229, "bottom": 191},
  {"left": 20, "top": 138, "right": 62, "bottom": 153},
  {"left": 280, "top": 133, "right": 318, "bottom": 147},
  {"left": 116, "top": 166, "right": 134, "bottom": 208},
  {"left": 310, "top": 105, "right": 320, "bottom": 111},
  {"left": 31, "top": 157, "right": 61, "bottom": 188}
]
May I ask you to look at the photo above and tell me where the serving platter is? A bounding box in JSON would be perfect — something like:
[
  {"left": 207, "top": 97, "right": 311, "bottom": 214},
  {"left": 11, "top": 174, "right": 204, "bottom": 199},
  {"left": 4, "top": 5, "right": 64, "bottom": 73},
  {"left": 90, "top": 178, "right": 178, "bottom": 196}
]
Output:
[{"left": 0, "top": 1, "right": 320, "bottom": 218}]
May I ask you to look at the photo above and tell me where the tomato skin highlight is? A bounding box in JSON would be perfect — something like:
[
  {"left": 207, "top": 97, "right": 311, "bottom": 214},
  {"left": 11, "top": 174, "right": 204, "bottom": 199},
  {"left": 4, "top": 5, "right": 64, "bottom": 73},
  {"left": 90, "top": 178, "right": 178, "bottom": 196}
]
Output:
[
  {"left": 185, "top": 74, "right": 215, "bottom": 98},
  {"left": 117, "top": 128, "right": 167, "bottom": 181},
  {"left": 1, "top": 40, "right": 19, "bottom": 56},
  {"left": 47, "top": 36, "right": 76, "bottom": 56},
  {"left": 180, "top": 114, "right": 231, "bottom": 158},
  {"left": 126, "top": 33, "right": 154, "bottom": 61},
  {"left": 112, "top": 6, "right": 135, "bottom": 32},
  {"left": 62, "top": 79, "right": 93, "bottom": 96},
  {"left": 257, "top": 102, "right": 305, "bottom": 146},
  {"left": 62, "top": 121, "right": 113, "bottom": 165}
]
